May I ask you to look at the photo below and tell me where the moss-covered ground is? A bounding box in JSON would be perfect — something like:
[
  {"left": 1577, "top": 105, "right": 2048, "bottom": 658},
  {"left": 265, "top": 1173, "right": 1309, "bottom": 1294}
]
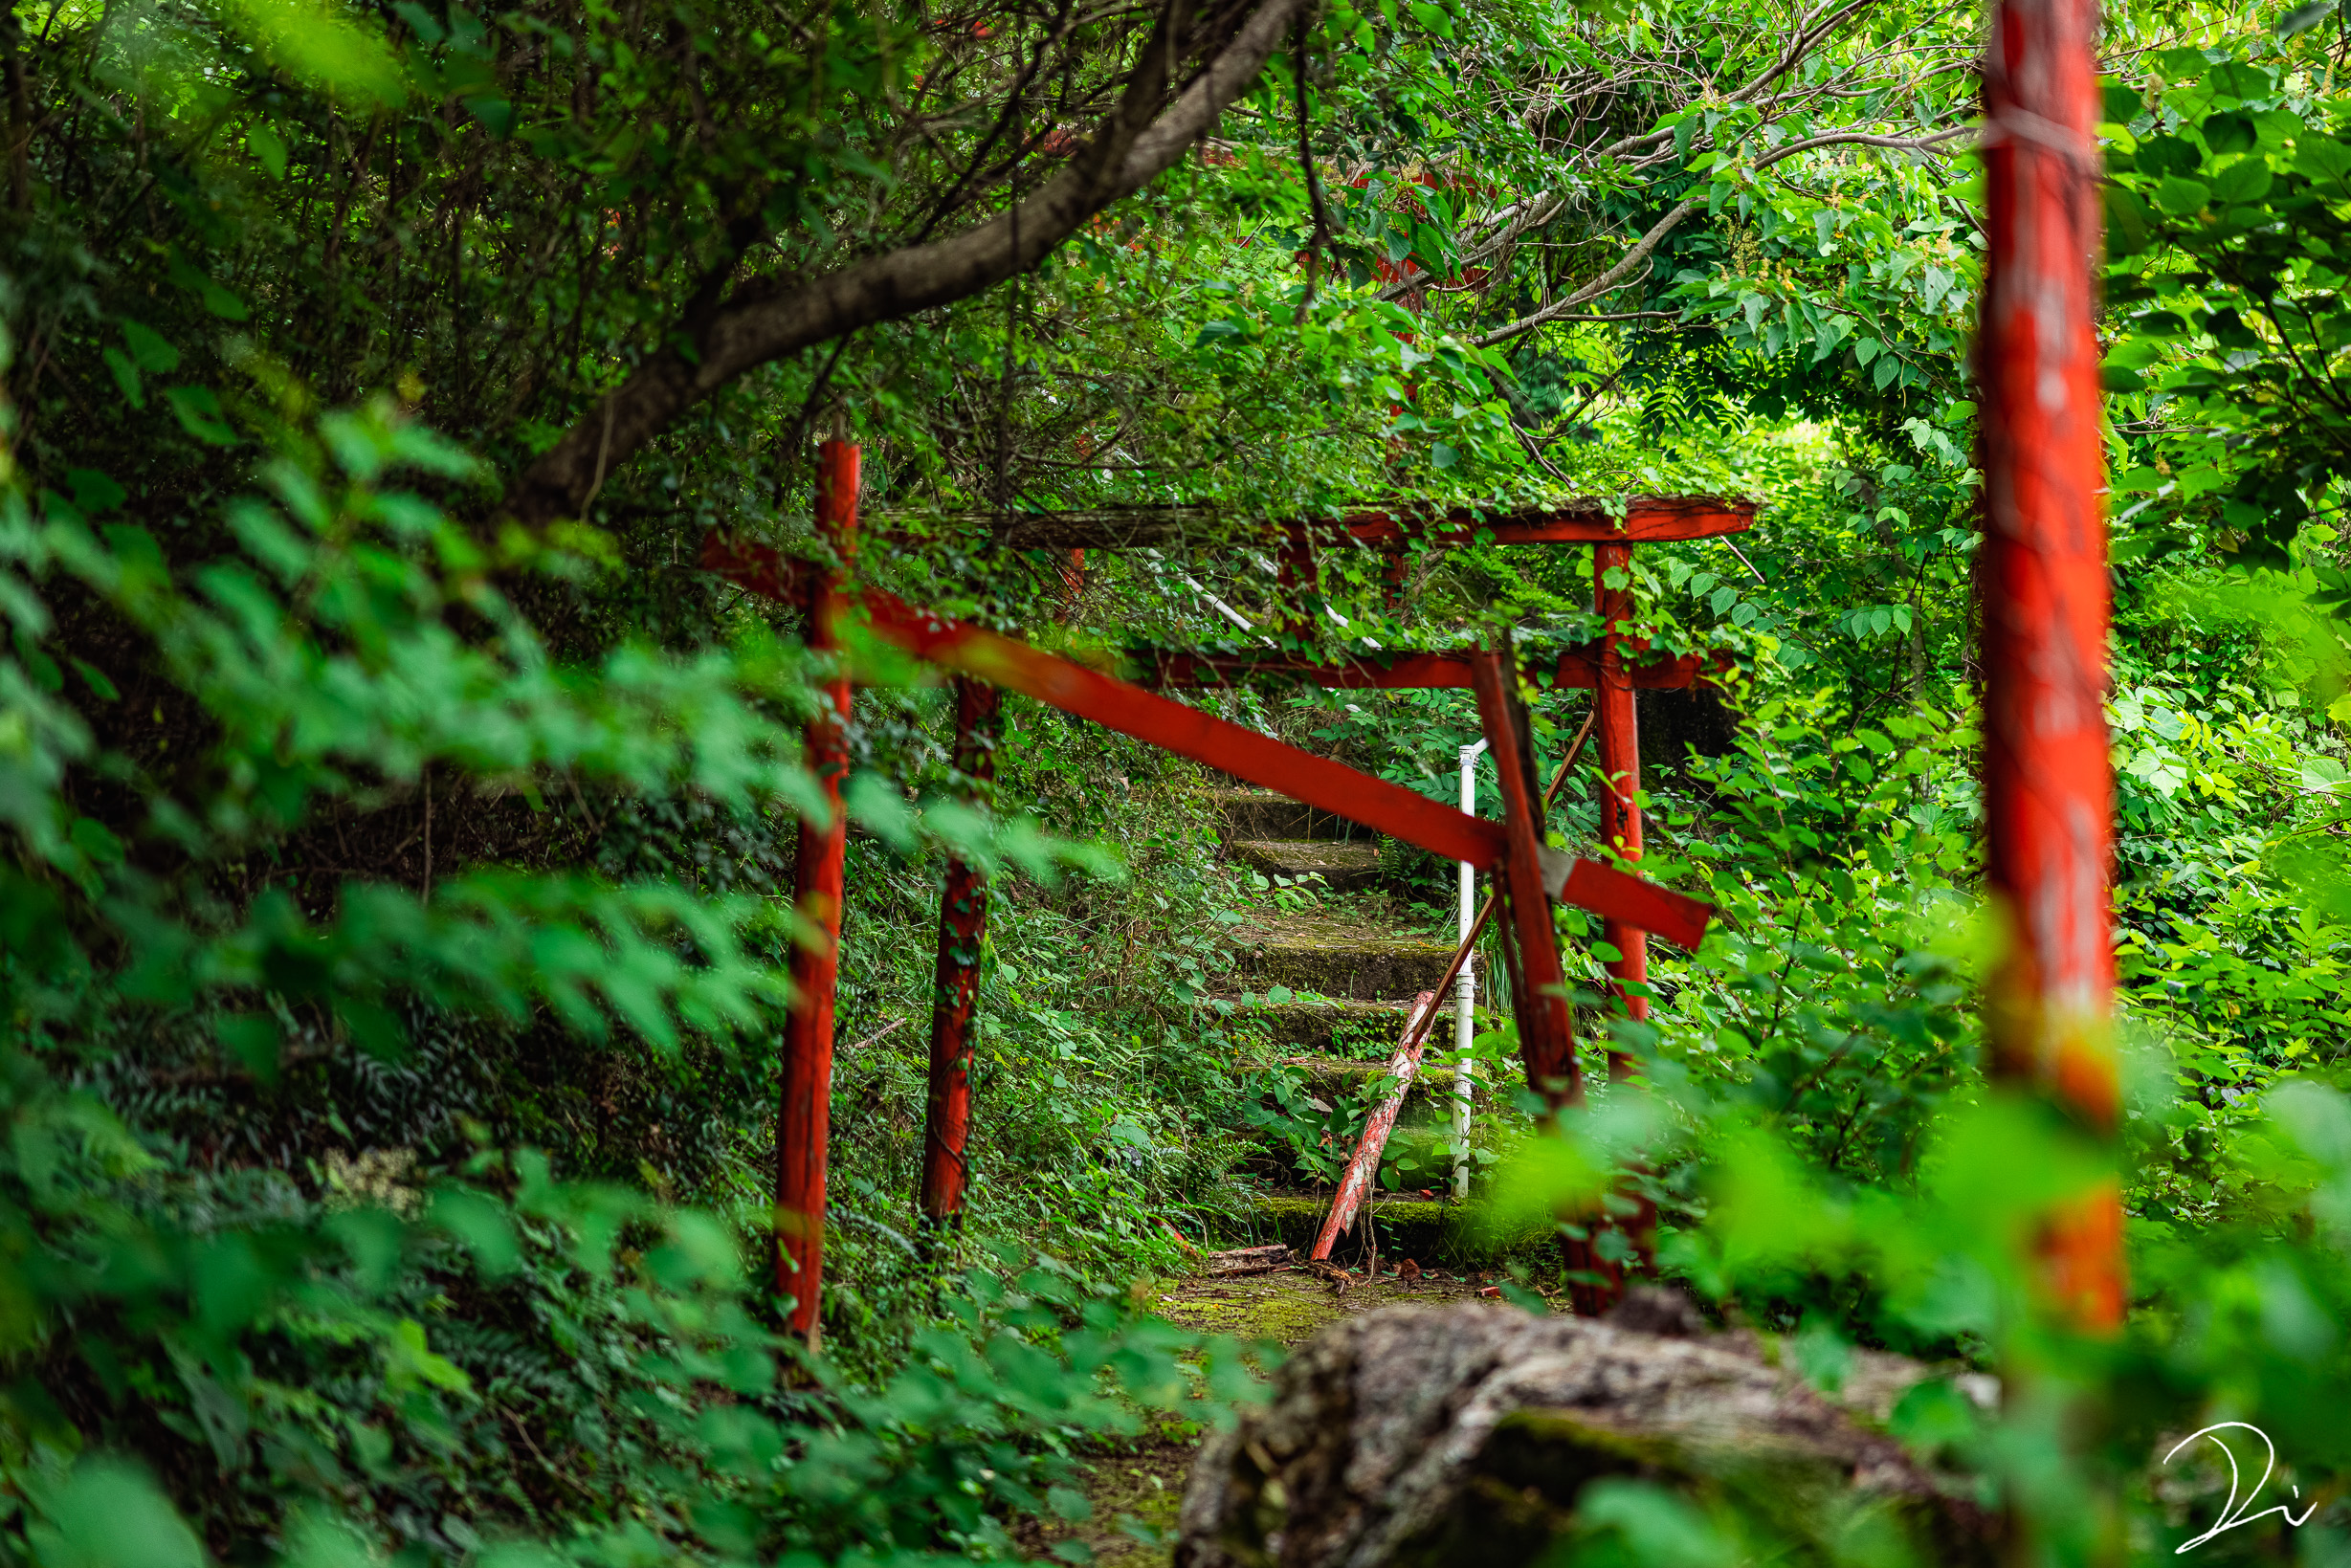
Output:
[{"left": 1023, "top": 1265, "right": 1494, "bottom": 1564}]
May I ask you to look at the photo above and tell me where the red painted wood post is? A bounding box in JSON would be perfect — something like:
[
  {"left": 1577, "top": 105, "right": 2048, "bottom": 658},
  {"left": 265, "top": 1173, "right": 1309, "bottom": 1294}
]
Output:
[
  {"left": 1981, "top": 0, "right": 2122, "bottom": 1330},
  {"left": 919, "top": 676, "right": 1001, "bottom": 1237},
  {"left": 1592, "top": 541, "right": 1646, "bottom": 1081},
  {"left": 775, "top": 439, "right": 858, "bottom": 1349},
  {"left": 1466, "top": 649, "right": 1582, "bottom": 1109},
  {"left": 1274, "top": 524, "right": 1318, "bottom": 642},
  {"left": 1309, "top": 990, "right": 1440, "bottom": 1261}
]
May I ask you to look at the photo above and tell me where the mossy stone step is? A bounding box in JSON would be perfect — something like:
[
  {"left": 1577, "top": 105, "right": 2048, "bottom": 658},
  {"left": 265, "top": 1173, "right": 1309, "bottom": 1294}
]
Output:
[
  {"left": 1229, "top": 917, "right": 1458, "bottom": 1000},
  {"left": 1202, "top": 787, "right": 1367, "bottom": 842},
  {"left": 1225, "top": 997, "right": 1407, "bottom": 1053},
  {"left": 1222, "top": 997, "right": 1502, "bottom": 1054},
  {"left": 1214, "top": 1189, "right": 1558, "bottom": 1269},
  {"left": 1232, "top": 838, "right": 1386, "bottom": 892},
  {"left": 1283, "top": 1056, "right": 1487, "bottom": 1112}
]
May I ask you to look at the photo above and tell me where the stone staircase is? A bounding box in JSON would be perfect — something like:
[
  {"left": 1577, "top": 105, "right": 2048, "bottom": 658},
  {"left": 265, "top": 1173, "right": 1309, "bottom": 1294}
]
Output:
[{"left": 1205, "top": 787, "right": 1540, "bottom": 1267}]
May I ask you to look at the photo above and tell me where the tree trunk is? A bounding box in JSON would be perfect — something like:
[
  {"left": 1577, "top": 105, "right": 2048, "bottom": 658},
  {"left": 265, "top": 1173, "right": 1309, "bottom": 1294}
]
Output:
[{"left": 1175, "top": 1292, "right": 1998, "bottom": 1568}]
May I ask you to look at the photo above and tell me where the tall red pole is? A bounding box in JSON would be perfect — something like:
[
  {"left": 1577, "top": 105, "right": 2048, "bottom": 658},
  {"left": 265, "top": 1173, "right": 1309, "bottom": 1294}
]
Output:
[
  {"left": 776, "top": 440, "right": 858, "bottom": 1348},
  {"left": 1980, "top": 0, "right": 2121, "bottom": 1330},
  {"left": 920, "top": 676, "right": 1000, "bottom": 1236},
  {"left": 1592, "top": 541, "right": 1646, "bottom": 1080}
]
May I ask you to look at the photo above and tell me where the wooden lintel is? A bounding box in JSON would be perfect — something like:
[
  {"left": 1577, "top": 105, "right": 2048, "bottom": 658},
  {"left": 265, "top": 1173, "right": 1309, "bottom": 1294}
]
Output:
[
  {"left": 1136, "top": 647, "right": 1724, "bottom": 692},
  {"left": 870, "top": 495, "right": 1757, "bottom": 551}
]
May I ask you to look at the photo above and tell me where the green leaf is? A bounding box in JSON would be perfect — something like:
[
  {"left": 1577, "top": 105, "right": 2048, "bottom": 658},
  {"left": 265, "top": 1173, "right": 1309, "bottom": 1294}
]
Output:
[
  {"left": 2280, "top": 0, "right": 2339, "bottom": 34},
  {"left": 219, "top": 0, "right": 410, "bottom": 104},
  {"left": 2296, "top": 136, "right": 2351, "bottom": 185},
  {"left": 164, "top": 386, "right": 238, "bottom": 445},
  {"left": 217, "top": 1011, "right": 282, "bottom": 1080},
  {"left": 68, "top": 657, "right": 118, "bottom": 699},
  {"left": 68, "top": 816, "right": 122, "bottom": 866},
  {"left": 2212, "top": 158, "right": 2273, "bottom": 203},
  {"left": 246, "top": 120, "right": 288, "bottom": 178},
  {"left": 122, "top": 322, "right": 180, "bottom": 373},
  {"left": 2204, "top": 112, "right": 2256, "bottom": 155},
  {"left": 36, "top": 1459, "right": 204, "bottom": 1568},
  {"left": 432, "top": 1187, "right": 521, "bottom": 1278},
  {"left": 386, "top": 1316, "right": 474, "bottom": 1394},
  {"left": 2155, "top": 175, "right": 2211, "bottom": 215},
  {"left": 101, "top": 349, "right": 144, "bottom": 409}
]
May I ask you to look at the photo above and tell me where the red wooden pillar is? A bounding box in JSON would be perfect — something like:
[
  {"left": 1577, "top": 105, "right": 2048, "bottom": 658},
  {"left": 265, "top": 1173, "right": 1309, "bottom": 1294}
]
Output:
[
  {"left": 1466, "top": 649, "right": 1581, "bottom": 1109},
  {"left": 919, "top": 676, "right": 1001, "bottom": 1236},
  {"left": 1592, "top": 541, "right": 1646, "bottom": 1079},
  {"left": 1981, "top": 0, "right": 2121, "bottom": 1330},
  {"left": 1472, "top": 647, "right": 1629, "bottom": 1314},
  {"left": 1274, "top": 524, "right": 1317, "bottom": 642},
  {"left": 776, "top": 440, "right": 858, "bottom": 1348}
]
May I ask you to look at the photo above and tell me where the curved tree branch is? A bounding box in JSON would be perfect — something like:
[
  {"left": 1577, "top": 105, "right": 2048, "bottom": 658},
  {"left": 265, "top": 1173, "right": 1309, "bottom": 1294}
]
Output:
[
  {"left": 506, "top": 0, "right": 1306, "bottom": 525},
  {"left": 1474, "top": 198, "right": 1698, "bottom": 348}
]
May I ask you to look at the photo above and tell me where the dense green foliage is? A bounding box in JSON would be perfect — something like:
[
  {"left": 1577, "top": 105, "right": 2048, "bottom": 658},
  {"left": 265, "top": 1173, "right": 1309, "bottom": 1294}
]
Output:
[{"left": 6, "top": 0, "right": 2351, "bottom": 1561}]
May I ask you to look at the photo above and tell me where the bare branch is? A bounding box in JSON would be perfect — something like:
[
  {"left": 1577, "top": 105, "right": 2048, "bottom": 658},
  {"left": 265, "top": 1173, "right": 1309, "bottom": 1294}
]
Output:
[{"left": 1473, "top": 198, "right": 1699, "bottom": 348}]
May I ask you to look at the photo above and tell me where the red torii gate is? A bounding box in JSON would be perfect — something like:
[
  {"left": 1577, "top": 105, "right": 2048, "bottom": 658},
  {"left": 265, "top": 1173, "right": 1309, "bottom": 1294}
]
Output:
[{"left": 708, "top": 469, "right": 1754, "bottom": 1344}]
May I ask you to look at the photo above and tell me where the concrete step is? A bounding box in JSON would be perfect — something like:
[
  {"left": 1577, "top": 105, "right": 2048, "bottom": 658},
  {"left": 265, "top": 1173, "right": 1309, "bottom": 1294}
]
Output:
[
  {"left": 1229, "top": 915, "right": 1459, "bottom": 1001},
  {"left": 1221, "top": 996, "right": 1497, "bottom": 1054},
  {"left": 1283, "top": 1056, "right": 1489, "bottom": 1112},
  {"left": 1213, "top": 1188, "right": 1556, "bottom": 1268},
  {"left": 1226, "top": 996, "right": 1408, "bottom": 1053},
  {"left": 1232, "top": 838, "right": 1386, "bottom": 893},
  {"left": 1202, "top": 787, "right": 1368, "bottom": 842}
]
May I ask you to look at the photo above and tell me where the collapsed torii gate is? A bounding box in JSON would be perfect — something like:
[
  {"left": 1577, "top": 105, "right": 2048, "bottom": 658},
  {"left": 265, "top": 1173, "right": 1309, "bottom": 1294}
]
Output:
[{"left": 706, "top": 462, "right": 1756, "bottom": 1344}]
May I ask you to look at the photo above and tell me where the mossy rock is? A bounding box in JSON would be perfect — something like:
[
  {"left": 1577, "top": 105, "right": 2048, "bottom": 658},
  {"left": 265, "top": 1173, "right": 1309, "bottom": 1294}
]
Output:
[
  {"left": 1179, "top": 1307, "right": 1997, "bottom": 1568},
  {"left": 1218, "top": 1190, "right": 1556, "bottom": 1269}
]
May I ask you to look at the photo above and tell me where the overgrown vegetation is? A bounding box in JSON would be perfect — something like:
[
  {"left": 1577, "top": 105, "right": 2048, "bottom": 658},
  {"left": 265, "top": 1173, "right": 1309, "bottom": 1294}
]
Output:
[{"left": 5, "top": 0, "right": 2351, "bottom": 1561}]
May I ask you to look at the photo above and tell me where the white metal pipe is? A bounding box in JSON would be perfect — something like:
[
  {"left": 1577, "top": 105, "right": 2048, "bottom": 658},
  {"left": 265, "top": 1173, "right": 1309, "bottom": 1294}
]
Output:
[{"left": 1454, "top": 739, "right": 1488, "bottom": 1200}]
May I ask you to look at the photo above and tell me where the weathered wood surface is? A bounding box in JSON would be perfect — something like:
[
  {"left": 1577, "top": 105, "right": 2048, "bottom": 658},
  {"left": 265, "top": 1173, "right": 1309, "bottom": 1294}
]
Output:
[
  {"left": 872, "top": 496, "right": 1754, "bottom": 551},
  {"left": 1174, "top": 1291, "right": 1995, "bottom": 1568},
  {"left": 1201, "top": 1244, "right": 1296, "bottom": 1276}
]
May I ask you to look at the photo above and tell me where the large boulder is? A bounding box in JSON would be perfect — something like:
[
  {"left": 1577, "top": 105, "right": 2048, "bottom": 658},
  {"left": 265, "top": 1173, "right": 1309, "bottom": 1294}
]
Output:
[{"left": 1174, "top": 1292, "right": 1996, "bottom": 1568}]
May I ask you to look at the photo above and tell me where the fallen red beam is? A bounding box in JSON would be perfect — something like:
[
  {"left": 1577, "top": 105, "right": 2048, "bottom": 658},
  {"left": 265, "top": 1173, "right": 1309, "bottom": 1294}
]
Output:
[
  {"left": 1310, "top": 990, "right": 1440, "bottom": 1262},
  {"left": 851, "top": 586, "right": 1508, "bottom": 869}
]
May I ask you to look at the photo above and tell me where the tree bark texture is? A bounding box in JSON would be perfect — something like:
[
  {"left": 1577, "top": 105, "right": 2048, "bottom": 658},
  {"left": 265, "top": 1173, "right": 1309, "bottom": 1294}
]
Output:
[{"left": 1174, "top": 1294, "right": 1997, "bottom": 1568}]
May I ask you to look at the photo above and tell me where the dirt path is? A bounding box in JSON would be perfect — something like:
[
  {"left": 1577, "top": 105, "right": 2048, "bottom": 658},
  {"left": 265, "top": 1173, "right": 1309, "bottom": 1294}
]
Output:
[{"left": 1024, "top": 1264, "right": 1494, "bottom": 1565}]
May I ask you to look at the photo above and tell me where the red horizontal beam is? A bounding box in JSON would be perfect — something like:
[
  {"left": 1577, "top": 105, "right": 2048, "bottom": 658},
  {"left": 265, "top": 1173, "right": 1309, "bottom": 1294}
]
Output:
[
  {"left": 1560, "top": 857, "right": 1710, "bottom": 950},
  {"left": 700, "top": 530, "right": 1717, "bottom": 944},
  {"left": 1137, "top": 648, "right": 1721, "bottom": 692},
  {"left": 848, "top": 588, "right": 1508, "bottom": 868},
  {"left": 1343, "top": 496, "right": 1756, "bottom": 546}
]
